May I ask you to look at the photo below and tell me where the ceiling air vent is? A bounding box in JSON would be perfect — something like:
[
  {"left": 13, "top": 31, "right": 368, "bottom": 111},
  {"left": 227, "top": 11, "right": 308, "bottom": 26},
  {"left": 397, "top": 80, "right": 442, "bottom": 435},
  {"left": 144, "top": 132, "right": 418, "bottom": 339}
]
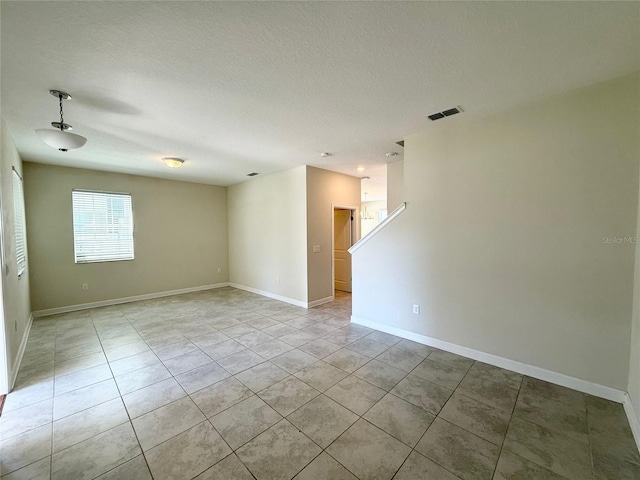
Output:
[
  {"left": 247, "top": 172, "right": 259, "bottom": 177},
  {"left": 427, "top": 106, "right": 463, "bottom": 121},
  {"left": 396, "top": 140, "right": 404, "bottom": 147}
]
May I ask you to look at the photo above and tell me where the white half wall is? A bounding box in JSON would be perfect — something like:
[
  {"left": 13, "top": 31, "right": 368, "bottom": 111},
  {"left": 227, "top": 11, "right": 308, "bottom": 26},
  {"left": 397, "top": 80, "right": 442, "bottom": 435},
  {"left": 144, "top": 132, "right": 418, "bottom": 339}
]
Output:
[{"left": 352, "top": 73, "right": 640, "bottom": 391}]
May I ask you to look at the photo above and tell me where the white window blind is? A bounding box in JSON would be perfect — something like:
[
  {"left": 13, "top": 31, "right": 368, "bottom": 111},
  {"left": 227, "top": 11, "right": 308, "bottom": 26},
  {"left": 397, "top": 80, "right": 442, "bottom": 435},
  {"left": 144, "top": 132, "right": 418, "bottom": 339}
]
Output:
[
  {"left": 12, "top": 168, "right": 26, "bottom": 276},
  {"left": 72, "top": 190, "right": 134, "bottom": 263}
]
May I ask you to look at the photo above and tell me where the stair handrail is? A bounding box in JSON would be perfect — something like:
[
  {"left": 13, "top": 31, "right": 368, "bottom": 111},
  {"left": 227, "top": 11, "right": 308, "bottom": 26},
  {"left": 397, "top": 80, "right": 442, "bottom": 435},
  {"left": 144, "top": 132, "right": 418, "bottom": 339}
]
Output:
[{"left": 349, "top": 202, "right": 406, "bottom": 254}]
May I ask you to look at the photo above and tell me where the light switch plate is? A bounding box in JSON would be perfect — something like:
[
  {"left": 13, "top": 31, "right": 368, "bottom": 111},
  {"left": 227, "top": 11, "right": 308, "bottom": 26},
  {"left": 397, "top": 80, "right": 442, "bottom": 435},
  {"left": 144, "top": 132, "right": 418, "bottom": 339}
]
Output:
[{"left": 312, "top": 245, "right": 320, "bottom": 253}]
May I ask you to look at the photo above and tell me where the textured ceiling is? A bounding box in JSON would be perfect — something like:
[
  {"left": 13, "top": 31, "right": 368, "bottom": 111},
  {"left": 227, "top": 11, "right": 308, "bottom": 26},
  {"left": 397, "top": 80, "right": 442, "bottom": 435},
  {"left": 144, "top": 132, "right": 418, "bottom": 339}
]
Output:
[{"left": 1, "top": 1, "right": 639, "bottom": 199}]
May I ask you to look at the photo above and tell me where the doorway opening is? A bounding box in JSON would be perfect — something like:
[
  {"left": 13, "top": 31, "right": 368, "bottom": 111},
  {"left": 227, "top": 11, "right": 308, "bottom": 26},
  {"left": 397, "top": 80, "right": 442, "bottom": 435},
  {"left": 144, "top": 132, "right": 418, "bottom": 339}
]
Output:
[{"left": 332, "top": 206, "right": 357, "bottom": 294}]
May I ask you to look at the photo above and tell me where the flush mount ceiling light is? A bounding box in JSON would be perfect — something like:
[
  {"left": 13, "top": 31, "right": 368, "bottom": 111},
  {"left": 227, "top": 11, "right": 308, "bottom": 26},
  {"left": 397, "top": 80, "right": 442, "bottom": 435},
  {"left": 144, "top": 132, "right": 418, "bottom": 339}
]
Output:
[
  {"left": 357, "top": 165, "right": 365, "bottom": 172},
  {"left": 36, "top": 90, "right": 87, "bottom": 152},
  {"left": 386, "top": 152, "right": 398, "bottom": 157},
  {"left": 320, "top": 152, "right": 332, "bottom": 157},
  {"left": 162, "top": 157, "right": 185, "bottom": 168}
]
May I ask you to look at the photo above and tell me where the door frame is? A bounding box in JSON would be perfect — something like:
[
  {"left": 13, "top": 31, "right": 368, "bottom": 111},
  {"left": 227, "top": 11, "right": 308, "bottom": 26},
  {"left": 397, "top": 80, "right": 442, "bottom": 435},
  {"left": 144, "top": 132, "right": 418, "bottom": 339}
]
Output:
[{"left": 331, "top": 204, "right": 359, "bottom": 295}]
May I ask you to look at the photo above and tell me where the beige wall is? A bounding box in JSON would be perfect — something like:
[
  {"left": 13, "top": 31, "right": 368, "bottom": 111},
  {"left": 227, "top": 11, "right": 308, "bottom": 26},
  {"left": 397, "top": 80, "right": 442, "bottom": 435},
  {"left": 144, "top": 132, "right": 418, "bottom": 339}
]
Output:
[
  {"left": 630, "top": 74, "right": 640, "bottom": 424},
  {"left": 1, "top": 120, "right": 31, "bottom": 388},
  {"left": 386, "top": 160, "right": 404, "bottom": 211},
  {"left": 630, "top": 221, "right": 640, "bottom": 429},
  {"left": 227, "top": 165, "right": 359, "bottom": 306},
  {"left": 228, "top": 166, "right": 308, "bottom": 304},
  {"left": 24, "top": 163, "right": 228, "bottom": 311},
  {"left": 306, "top": 166, "right": 361, "bottom": 304},
  {"left": 352, "top": 73, "right": 640, "bottom": 390}
]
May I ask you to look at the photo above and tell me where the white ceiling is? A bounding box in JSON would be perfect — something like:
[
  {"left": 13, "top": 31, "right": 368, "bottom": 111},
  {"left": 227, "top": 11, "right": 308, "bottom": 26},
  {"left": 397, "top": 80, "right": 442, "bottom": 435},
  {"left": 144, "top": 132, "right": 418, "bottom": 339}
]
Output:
[{"left": 1, "top": 2, "right": 639, "bottom": 200}]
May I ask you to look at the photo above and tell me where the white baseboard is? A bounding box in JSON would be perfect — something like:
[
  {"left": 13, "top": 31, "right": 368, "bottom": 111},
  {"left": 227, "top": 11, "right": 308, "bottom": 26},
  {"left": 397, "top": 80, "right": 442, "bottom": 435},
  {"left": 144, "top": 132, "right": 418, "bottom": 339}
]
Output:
[
  {"left": 351, "top": 315, "right": 627, "bottom": 403},
  {"left": 623, "top": 393, "right": 640, "bottom": 454},
  {"left": 229, "top": 283, "right": 309, "bottom": 309},
  {"left": 32, "top": 282, "right": 329, "bottom": 317},
  {"left": 308, "top": 295, "right": 334, "bottom": 308},
  {"left": 10, "top": 313, "right": 33, "bottom": 391},
  {"left": 32, "top": 283, "right": 230, "bottom": 317}
]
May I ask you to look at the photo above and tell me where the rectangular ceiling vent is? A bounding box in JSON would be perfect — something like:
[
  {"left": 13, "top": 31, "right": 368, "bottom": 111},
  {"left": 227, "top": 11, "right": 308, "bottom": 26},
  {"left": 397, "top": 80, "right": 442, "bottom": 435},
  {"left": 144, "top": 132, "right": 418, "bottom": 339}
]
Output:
[
  {"left": 247, "top": 172, "right": 259, "bottom": 177},
  {"left": 427, "top": 106, "right": 463, "bottom": 121},
  {"left": 396, "top": 140, "right": 404, "bottom": 147}
]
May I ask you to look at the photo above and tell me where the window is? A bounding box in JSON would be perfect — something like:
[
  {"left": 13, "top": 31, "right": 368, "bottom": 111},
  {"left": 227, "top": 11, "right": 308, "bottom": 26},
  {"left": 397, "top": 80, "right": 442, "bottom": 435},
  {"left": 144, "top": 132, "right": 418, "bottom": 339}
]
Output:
[
  {"left": 72, "top": 190, "right": 134, "bottom": 263},
  {"left": 12, "top": 168, "right": 26, "bottom": 276}
]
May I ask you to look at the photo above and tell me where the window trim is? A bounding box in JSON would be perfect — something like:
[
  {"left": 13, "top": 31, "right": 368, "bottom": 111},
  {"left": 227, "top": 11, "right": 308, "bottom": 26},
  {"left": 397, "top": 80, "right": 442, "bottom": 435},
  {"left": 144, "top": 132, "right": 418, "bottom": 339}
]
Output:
[
  {"left": 72, "top": 188, "right": 135, "bottom": 264},
  {"left": 12, "top": 167, "right": 26, "bottom": 277}
]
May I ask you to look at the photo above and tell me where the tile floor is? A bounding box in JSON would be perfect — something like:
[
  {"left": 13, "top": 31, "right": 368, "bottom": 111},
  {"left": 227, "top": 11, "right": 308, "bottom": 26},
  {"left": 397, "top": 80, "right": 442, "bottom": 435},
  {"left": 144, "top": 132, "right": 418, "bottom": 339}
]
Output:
[{"left": 1, "top": 287, "right": 638, "bottom": 480}]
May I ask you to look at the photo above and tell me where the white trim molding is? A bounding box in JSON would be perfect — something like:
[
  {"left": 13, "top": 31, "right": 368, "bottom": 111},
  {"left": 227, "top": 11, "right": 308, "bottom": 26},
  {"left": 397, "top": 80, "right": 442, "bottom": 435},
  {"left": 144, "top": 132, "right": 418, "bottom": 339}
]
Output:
[
  {"left": 349, "top": 202, "right": 406, "bottom": 254},
  {"left": 33, "top": 283, "right": 230, "bottom": 317},
  {"left": 623, "top": 393, "right": 640, "bottom": 453},
  {"left": 229, "top": 284, "right": 334, "bottom": 309},
  {"left": 10, "top": 313, "right": 32, "bottom": 391},
  {"left": 308, "top": 295, "right": 334, "bottom": 308},
  {"left": 351, "top": 315, "right": 627, "bottom": 403},
  {"left": 229, "top": 283, "right": 308, "bottom": 309}
]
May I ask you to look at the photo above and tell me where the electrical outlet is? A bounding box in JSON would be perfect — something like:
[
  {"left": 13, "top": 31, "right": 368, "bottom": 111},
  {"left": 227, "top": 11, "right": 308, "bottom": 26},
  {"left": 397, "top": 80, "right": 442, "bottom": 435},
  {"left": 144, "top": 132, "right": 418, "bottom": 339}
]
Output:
[
  {"left": 217, "top": 267, "right": 222, "bottom": 274},
  {"left": 82, "top": 283, "right": 88, "bottom": 291},
  {"left": 413, "top": 304, "right": 420, "bottom": 314}
]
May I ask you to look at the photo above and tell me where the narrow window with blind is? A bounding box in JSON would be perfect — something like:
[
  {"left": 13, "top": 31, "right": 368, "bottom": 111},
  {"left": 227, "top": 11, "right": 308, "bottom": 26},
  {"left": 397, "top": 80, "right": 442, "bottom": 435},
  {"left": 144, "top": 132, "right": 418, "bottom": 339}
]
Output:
[
  {"left": 72, "top": 190, "right": 134, "bottom": 263},
  {"left": 12, "top": 168, "right": 27, "bottom": 276}
]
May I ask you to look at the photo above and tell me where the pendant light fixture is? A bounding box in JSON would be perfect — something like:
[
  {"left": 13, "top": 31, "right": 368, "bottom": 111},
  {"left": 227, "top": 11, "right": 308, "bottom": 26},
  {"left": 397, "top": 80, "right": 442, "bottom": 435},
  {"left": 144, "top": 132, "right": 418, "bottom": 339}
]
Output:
[{"left": 36, "top": 90, "right": 87, "bottom": 152}]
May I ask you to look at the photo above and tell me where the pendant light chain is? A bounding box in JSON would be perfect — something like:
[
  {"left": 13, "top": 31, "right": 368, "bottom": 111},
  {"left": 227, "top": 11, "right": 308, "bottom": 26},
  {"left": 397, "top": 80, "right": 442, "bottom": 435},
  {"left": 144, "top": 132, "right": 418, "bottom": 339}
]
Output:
[
  {"left": 36, "top": 89, "right": 87, "bottom": 151},
  {"left": 59, "top": 93, "right": 64, "bottom": 130}
]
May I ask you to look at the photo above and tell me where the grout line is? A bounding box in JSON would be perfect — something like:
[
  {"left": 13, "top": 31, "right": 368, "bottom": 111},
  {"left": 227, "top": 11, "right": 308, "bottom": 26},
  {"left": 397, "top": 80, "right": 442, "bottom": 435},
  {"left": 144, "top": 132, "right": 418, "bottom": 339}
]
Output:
[
  {"left": 490, "top": 372, "right": 524, "bottom": 479},
  {"left": 49, "top": 419, "right": 53, "bottom": 478},
  {"left": 405, "top": 378, "right": 460, "bottom": 479},
  {"left": 389, "top": 358, "right": 513, "bottom": 480},
  {"left": 90, "top": 307, "right": 153, "bottom": 479},
  {"left": 19, "top": 291, "right": 585, "bottom": 480},
  {"left": 585, "top": 405, "right": 597, "bottom": 480},
  {"left": 48, "top": 313, "right": 61, "bottom": 479}
]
